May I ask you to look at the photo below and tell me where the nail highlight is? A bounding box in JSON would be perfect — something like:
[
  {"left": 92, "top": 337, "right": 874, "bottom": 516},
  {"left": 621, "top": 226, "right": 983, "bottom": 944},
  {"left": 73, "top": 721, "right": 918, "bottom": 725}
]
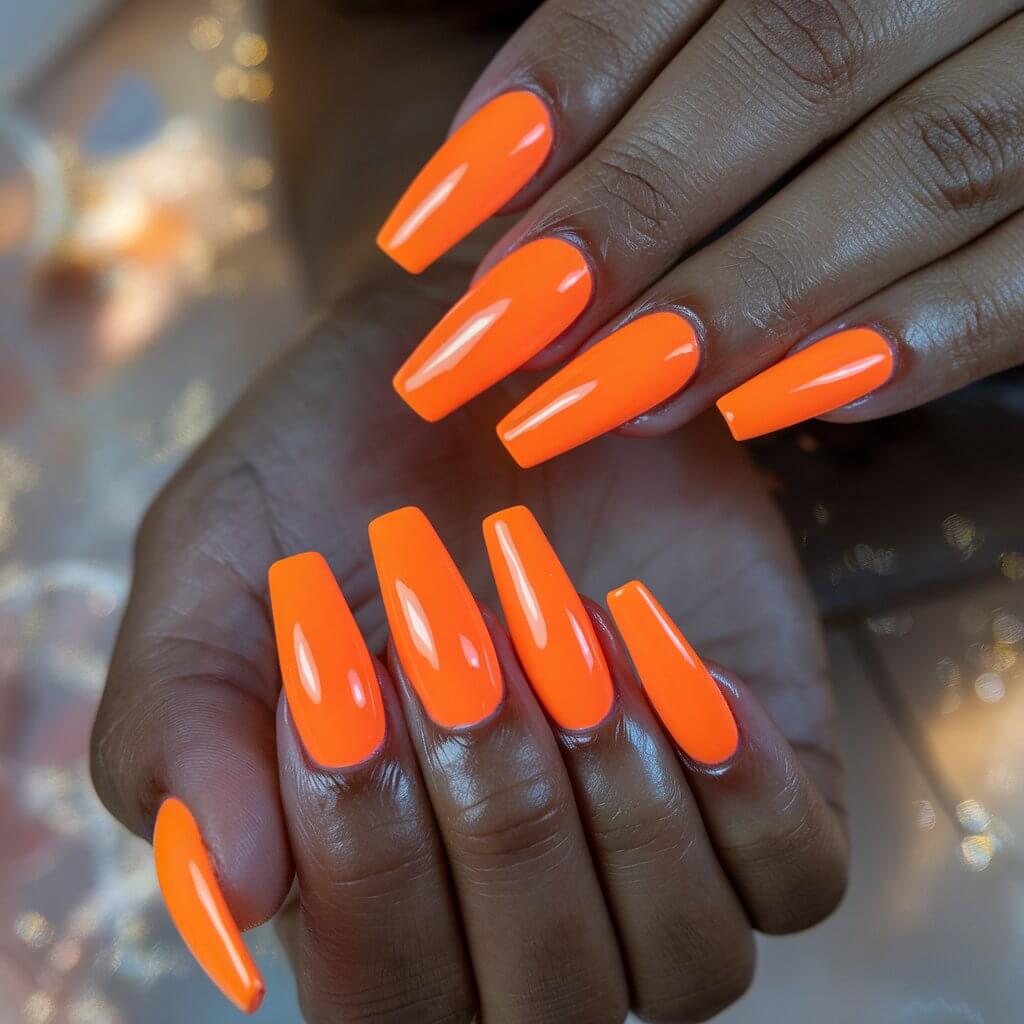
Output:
[
  {"left": 716, "top": 326, "right": 894, "bottom": 440},
  {"left": 607, "top": 581, "right": 737, "bottom": 765},
  {"left": 483, "top": 506, "right": 613, "bottom": 729},
  {"left": 268, "top": 552, "right": 385, "bottom": 768},
  {"left": 154, "top": 797, "right": 264, "bottom": 1013},
  {"left": 393, "top": 237, "right": 592, "bottom": 421},
  {"left": 498, "top": 311, "right": 699, "bottom": 466},
  {"left": 369, "top": 506, "right": 502, "bottom": 727},
  {"left": 378, "top": 91, "right": 553, "bottom": 274}
]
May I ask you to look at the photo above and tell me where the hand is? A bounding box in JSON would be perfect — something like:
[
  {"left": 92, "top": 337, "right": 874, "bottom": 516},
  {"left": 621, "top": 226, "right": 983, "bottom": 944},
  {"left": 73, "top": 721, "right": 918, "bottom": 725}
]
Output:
[
  {"left": 91, "top": 268, "right": 847, "bottom": 1022},
  {"left": 377, "top": 0, "right": 1024, "bottom": 461}
]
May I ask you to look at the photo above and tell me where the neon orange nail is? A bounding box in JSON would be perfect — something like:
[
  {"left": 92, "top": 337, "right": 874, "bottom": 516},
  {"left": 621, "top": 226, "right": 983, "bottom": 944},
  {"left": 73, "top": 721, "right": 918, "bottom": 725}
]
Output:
[
  {"left": 483, "top": 506, "right": 613, "bottom": 729},
  {"left": 268, "top": 552, "right": 385, "bottom": 768},
  {"left": 369, "top": 507, "right": 502, "bottom": 728},
  {"left": 498, "top": 311, "right": 699, "bottom": 466},
  {"left": 154, "top": 797, "right": 264, "bottom": 1013},
  {"left": 378, "top": 91, "right": 553, "bottom": 274},
  {"left": 717, "top": 327, "right": 894, "bottom": 440},
  {"left": 607, "top": 581, "right": 737, "bottom": 765},
  {"left": 393, "top": 237, "right": 592, "bottom": 421}
]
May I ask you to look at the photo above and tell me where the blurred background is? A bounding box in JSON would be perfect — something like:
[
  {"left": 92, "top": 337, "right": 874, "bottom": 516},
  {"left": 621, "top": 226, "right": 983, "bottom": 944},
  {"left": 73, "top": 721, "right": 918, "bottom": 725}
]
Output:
[{"left": 0, "top": 2, "right": 1022, "bottom": 1022}]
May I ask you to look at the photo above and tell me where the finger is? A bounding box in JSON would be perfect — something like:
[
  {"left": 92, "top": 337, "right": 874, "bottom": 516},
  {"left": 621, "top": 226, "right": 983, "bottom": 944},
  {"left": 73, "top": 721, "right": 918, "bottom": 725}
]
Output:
[
  {"left": 271, "top": 552, "right": 476, "bottom": 1024},
  {"left": 735, "top": 208, "right": 1024, "bottom": 432},
  {"left": 90, "top": 503, "right": 292, "bottom": 1012},
  {"left": 483, "top": 506, "right": 756, "bottom": 1023},
  {"left": 377, "top": 0, "right": 720, "bottom": 273},
  {"left": 502, "top": 13, "right": 1024, "bottom": 461},
  {"left": 369, "top": 506, "right": 629, "bottom": 1024},
  {"left": 608, "top": 581, "right": 849, "bottom": 934}
]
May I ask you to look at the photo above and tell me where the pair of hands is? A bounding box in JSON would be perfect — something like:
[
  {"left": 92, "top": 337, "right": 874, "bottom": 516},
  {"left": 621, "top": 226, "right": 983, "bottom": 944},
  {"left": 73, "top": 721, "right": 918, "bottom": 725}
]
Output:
[{"left": 91, "top": 0, "right": 1024, "bottom": 1019}]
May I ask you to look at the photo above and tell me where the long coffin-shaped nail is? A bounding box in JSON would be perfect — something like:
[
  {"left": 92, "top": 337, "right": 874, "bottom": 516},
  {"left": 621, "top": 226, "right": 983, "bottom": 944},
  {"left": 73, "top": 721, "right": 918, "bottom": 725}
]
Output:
[
  {"left": 377, "top": 90, "right": 553, "bottom": 274},
  {"left": 268, "top": 552, "right": 385, "bottom": 768},
  {"left": 498, "top": 311, "right": 699, "bottom": 467},
  {"left": 369, "top": 506, "right": 503, "bottom": 727},
  {"left": 154, "top": 797, "right": 264, "bottom": 1013},
  {"left": 393, "top": 237, "right": 592, "bottom": 421},
  {"left": 716, "top": 326, "right": 894, "bottom": 441},
  {"left": 606, "top": 581, "right": 737, "bottom": 765},
  {"left": 483, "top": 505, "right": 613, "bottom": 729}
]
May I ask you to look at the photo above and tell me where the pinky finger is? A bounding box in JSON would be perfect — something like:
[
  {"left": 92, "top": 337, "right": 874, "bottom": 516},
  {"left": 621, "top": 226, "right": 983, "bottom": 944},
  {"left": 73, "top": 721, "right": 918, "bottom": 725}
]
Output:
[
  {"left": 717, "top": 209, "right": 1024, "bottom": 438},
  {"left": 608, "top": 581, "right": 850, "bottom": 935}
]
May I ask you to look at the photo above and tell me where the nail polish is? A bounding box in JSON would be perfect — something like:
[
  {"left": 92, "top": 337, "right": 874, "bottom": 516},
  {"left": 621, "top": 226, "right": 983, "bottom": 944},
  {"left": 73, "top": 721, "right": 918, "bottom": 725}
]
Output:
[
  {"left": 483, "top": 506, "right": 613, "bottom": 729},
  {"left": 154, "top": 797, "right": 264, "bottom": 1013},
  {"left": 268, "top": 552, "right": 385, "bottom": 768},
  {"left": 393, "top": 237, "right": 592, "bottom": 421},
  {"left": 606, "top": 581, "right": 737, "bottom": 765},
  {"left": 716, "top": 327, "right": 894, "bottom": 440},
  {"left": 378, "top": 91, "right": 553, "bottom": 274},
  {"left": 369, "top": 506, "right": 503, "bottom": 727},
  {"left": 498, "top": 311, "right": 699, "bottom": 466}
]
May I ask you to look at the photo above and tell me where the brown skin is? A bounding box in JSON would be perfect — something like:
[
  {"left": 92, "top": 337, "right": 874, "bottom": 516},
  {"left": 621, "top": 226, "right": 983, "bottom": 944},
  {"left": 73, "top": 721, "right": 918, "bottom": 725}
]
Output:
[
  {"left": 92, "top": 6, "right": 848, "bottom": 1022},
  {"left": 422, "top": 0, "right": 1024, "bottom": 427}
]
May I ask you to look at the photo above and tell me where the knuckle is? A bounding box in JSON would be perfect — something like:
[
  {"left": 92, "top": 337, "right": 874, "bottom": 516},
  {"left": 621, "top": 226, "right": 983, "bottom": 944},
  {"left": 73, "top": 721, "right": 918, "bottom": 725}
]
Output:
[
  {"left": 299, "top": 927, "right": 475, "bottom": 1024},
  {"left": 736, "top": 0, "right": 874, "bottom": 109},
  {"left": 553, "top": 3, "right": 650, "bottom": 91},
  {"left": 446, "top": 767, "right": 574, "bottom": 869},
  {"left": 938, "top": 273, "right": 1012, "bottom": 383},
  {"left": 720, "top": 230, "right": 812, "bottom": 338},
  {"left": 639, "top": 939, "right": 756, "bottom": 1023},
  {"left": 884, "top": 89, "right": 1024, "bottom": 217},
  {"left": 584, "top": 139, "right": 686, "bottom": 249}
]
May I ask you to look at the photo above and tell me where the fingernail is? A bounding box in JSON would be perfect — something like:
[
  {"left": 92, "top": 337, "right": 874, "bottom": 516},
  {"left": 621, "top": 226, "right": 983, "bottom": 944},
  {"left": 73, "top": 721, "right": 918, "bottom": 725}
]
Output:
[
  {"left": 606, "top": 581, "right": 737, "bottom": 765},
  {"left": 268, "top": 552, "right": 385, "bottom": 768},
  {"left": 377, "top": 91, "right": 553, "bottom": 274},
  {"left": 498, "top": 311, "right": 699, "bottom": 466},
  {"left": 483, "top": 506, "right": 613, "bottom": 729},
  {"left": 154, "top": 797, "right": 265, "bottom": 1013},
  {"left": 369, "top": 506, "right": 503, "bottom": 727},
  {"left": 716, "top": 326, "right": 894, "bottom": 440},
  {"left": 393, "top": 237, "right": 592, "bottom": 421}
]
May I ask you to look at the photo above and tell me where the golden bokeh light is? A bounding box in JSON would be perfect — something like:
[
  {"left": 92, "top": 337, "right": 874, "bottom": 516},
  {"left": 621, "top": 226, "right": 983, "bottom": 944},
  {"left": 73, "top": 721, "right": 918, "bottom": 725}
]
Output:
[
  {"left": 188, "top": 15, "right": 223, "bottom": 51},
  {"left": 238, "top": 156, "right": 274, "bottom": 190},
  {"left": 232, "top": 31, "right": 268, "bottom": 67}
]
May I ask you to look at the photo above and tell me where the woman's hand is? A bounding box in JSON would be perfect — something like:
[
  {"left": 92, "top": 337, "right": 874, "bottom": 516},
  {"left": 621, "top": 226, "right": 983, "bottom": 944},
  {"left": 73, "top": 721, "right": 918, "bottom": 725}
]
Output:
[
  {"left": 90, "top": 268, "right": 847, "bottom": 1022},
  {"left": 377, "top": 1, "right": 1024, "bottom": 461}
]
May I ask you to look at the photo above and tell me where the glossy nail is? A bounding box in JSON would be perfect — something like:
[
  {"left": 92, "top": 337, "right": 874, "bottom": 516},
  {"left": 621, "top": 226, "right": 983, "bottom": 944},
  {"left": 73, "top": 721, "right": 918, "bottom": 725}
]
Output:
[
  {"left": 483, "top": 506, "right": 613, "bottom": 729},
  {"left": 717, "top": 327, "right": 894, "bottom": 440},
  {"left": 154, "top": 797, "right": 264, "bottom": 1013},
  {"left": 369, "top": 506, "right": 502, "bottom": 727},
  {"left": 378, "top": 91, "right": 553, "bottom": 274},
  {"left": 393, "top": 237, "right": 592, "bottom": 421},
  {"left": 268, "top": 552, "right": 385, "bottom": 768},
  {"left": 607, "top": 581, "right": 737, "bottom": 765},
  {"left": 498, "top": 311, "right": 699, "bottom": 466}
]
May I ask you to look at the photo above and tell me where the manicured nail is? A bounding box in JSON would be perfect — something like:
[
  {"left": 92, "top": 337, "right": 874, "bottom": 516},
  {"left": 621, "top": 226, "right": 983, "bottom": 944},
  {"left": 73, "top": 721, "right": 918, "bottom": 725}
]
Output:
[
  {"left": 154, "top": 797, "right": 264, "bottom": 1014},
  {"left": 369, "top": 506, "right": 503, "bottom": 727},
  {"left": 498, "top": 311, "right": 699, "bottom": 467},
  {"left": 268, "top": 552, "right": 385, "bottom": 768},
  {"left": 716, "top": 326, "right": 894, "bottom": 441},
  {"left": 378, "top": 90, "right": 553, "bottom": 274},
  {"left": 483, "top": 506, "right": 613, "bottom": 729},
  {"left": 606, "top": 581, "right": 737, "bottom": 765},
  {"left": 393, "top": 237, "right": 592, "bottom": 421}
]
